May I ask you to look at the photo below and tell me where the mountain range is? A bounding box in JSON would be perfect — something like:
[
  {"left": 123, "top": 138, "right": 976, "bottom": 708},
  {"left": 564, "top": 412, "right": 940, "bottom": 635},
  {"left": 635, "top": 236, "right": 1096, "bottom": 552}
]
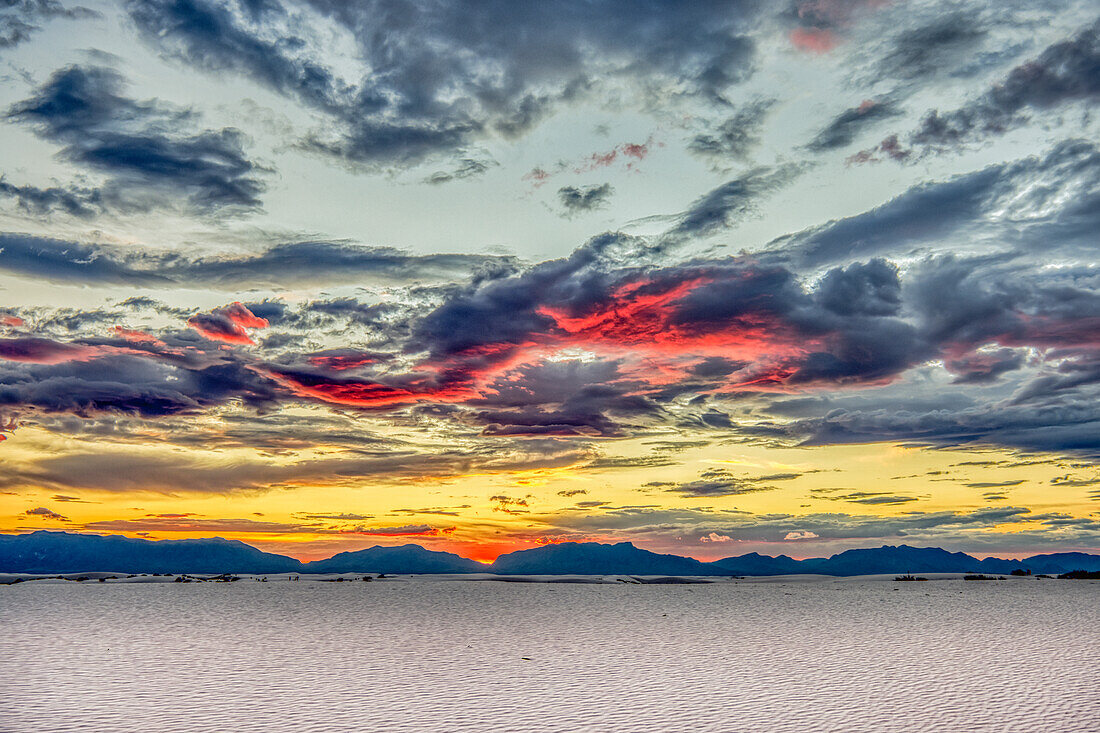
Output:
[{"left": 3, "top": 532, "right": 1100, "bottom": 576}]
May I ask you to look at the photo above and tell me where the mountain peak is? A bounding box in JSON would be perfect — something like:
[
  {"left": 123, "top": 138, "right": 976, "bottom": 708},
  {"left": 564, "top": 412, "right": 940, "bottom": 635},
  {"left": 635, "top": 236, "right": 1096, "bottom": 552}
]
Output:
[{"left": 2, "top": 534, "right": 1099, "bottom": 576}]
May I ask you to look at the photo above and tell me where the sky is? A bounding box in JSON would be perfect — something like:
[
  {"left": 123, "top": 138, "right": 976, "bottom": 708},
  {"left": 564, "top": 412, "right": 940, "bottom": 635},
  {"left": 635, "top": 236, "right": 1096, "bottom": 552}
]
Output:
[{"left": 0, "top": 0, "right": 1098, "bottom": 562}]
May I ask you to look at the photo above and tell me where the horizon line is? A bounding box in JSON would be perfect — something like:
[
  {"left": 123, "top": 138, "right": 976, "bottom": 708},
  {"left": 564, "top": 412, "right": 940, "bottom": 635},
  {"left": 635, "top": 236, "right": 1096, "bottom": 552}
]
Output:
[{"left": 6, "top": 529, "right": 1099, "bottom": 565}]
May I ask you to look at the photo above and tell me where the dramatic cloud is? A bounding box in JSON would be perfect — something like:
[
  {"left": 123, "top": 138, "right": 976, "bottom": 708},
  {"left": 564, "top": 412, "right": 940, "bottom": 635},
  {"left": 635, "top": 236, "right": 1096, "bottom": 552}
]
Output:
[
  {"left": 0, "top": 2, "right": 1096, "bottom": 559},
  {"left": 908, "top": 19, "right": 1100, "bottom": 152},
  {"left": 780, "top": 139, "right": 1100, "bottom": 265},
  {"left": 188, "top": 303, "right": 269, "bottom": 345},
  {"left": 7, "top": 65, "right": 266, "bottom": 214},
  {"left": 127, "top": 0, "right": 762, "bottom": 166},
  {"left": 0, "top": 337, "right": 99, "bottom": 364}
]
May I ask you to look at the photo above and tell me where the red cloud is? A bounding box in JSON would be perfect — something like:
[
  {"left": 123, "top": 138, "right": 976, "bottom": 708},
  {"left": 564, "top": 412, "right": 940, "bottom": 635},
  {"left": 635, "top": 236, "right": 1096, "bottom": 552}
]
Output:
[
  {"left": 539, "top": 276, "right": 711, "bottom": 346},
  {"left": 846, "top": 134, "right": 911, "bottom": 165},
  {"left": 261, "top": 368, "right": 479, "bottom": 408},
  {"left": 522, "top": 167, "right": 551, "bottom": 187},
  {"left": 576, "top": 139, "right": 655, "bottom": 172},
  {"left": 536, "top": 274, "right": 805, "bottom": 366},
  {"left": 224, "top": 303, "right": 268, "bottom": 329},
  {"left": 188, "top": 303, "right": 268, "bottom": 345},
  {"left": 0, "top": 337, "right": 100, "bottom": 364},
  {"left": 112, "top": 327, "right": 166, "bottom": 346},
  {"left": 1, "top": 315, "right": 24, "bottom": 328},
  {"left": 307, "top": 349, "right": 386, "bottom": 371},
  {"left": 527, "top": 138, "right": 659, "bottom": 186}
]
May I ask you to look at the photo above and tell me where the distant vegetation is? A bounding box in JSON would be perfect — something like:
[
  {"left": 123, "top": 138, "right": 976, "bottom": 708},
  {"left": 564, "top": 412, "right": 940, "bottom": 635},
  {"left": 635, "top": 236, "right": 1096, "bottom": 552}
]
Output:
[{"left": 1057, "top": 570, "right": 1100, "bottom": 579}]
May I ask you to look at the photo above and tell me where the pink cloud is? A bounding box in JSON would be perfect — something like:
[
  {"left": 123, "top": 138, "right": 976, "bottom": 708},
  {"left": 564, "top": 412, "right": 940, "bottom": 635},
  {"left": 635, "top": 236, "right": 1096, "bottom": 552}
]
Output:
[{"left": 188, "top": 303, "right": 268, "bottom": 345}]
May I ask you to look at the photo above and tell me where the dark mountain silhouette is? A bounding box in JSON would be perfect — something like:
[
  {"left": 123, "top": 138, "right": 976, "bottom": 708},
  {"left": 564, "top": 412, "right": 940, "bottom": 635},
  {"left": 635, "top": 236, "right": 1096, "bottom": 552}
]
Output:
[
  {"left": 3, "top": 533, "right": 1099, "bottom": 577},
  {"left": 806, "top": 545, "right": 986, "bottom": 575},
  {"left": 1000, "top": 552, "right": 1100, "bottom": 574},
  {"left": 709, "top": 552, "right": 809, "bottom": 576},
  {"left": 0, "top": 531, "right": 302, "bottom": 574},
  {"left": 489, "top": 541, "right": 723, "bottom": 575},
  {"left": 302, "top": 544, "right": 484, "bottom": 574}
]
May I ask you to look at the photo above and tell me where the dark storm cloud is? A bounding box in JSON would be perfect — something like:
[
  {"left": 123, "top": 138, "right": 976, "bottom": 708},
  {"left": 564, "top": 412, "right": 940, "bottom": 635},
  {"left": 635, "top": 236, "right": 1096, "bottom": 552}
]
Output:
[
  {"left": 0, "top": 234, "right": 167, "bottom": 285},
  {"left": 473, "top": 388, "right": 655, "bottom": 439},
  {"left": 0, "top": 233, "right": 516, "bottom": 287},
  {"left": 126, "top": 0, "right": 763, "bottom": 166},
  {"left": 464, "top": 359, "right": 659, "bottom": 438},
  {"left": 688, "top": 357, "right": 748, "bottom": 378},
  {"left": 779, "top": 139, "right": 1100, "bottom": 266},
  {"left": 776, "top": 164, "right": 1006, "bottom": 266},
  {"left": 755, "top": 393, "right": 1100, "bottom": 460},
  {"left": 7, "top": 65, "right": 266, "bottom": 214},
  {"left": 945, "top": 348, "right": 1026, "bottom": 384},
  {"left": 0, "top": 351, "right": 280, "bottom": 418},
  {"left": 3, "top": 138, "right": 1100, "bottom": 458},
  {"left": 3, "top": 225, "right": 1098, "bottom": 459},
  {"left": 740, "top": 251, "right": 1100, "bottom": 457},
  {"left": 408, "top": 233, "right": 627, "bottom": 359},
  {"left": 127, "top": 0, "right": 345, "bottom": 113},
  {"left": 175, "top": 239, "right": 519, "bottom": 288},
  {"left": 909, "top": 19, "right": 1100, "bottom": 151},
  {"left": 404, "top": 239, "right": 953, "bottom": 410},
  {"left": 557, "top": 183, "right": 613, "bottom": 217},
  {"left": 807, "top": 99, "right": 902, "bottom": 151},
  {"left": 813, "top": 259, "right": 901, "bottom": 317},
  {"left": 0, "top": 0, "right": 96, "bottom": 49}
]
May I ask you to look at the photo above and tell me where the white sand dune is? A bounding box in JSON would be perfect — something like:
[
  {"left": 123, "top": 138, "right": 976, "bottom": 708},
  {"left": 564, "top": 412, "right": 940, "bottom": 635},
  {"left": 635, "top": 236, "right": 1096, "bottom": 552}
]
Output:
[{"left": 3, "top": 577, "right": 1097, "bottom": 732}]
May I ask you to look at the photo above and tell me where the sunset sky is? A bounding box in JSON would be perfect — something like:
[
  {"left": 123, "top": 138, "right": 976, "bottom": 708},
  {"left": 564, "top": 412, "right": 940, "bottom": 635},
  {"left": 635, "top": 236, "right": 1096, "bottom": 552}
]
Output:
[{"left": 1, "top": 0, "right": 1098, "bottom": 562}]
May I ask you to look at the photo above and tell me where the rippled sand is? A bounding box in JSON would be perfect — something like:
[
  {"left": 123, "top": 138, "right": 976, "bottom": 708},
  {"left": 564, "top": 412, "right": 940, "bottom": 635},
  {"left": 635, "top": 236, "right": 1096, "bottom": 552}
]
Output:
[{"left": 3, "top": 578, "right": 1098, "bottom": 732}]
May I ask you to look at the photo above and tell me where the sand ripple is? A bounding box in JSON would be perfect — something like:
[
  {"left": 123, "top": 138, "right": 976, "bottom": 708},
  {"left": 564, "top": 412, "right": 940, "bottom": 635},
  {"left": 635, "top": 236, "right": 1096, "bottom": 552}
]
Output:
[{"left": 2, "top": 579, "right": 1098, "bottom": 732}]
